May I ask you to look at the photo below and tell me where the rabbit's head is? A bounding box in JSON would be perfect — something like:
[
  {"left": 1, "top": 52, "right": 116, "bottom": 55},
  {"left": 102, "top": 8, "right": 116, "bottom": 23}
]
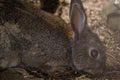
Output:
[{"left": 70, "top": 0, "right": 106, "bottom": 75}]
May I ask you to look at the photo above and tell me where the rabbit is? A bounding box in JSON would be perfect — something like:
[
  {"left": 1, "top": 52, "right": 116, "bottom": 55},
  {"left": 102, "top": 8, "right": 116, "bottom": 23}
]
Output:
[
  {"left": 0, "top": 0, "right": 106, "bottom": 78},
  {"left": 69, "top": 0, "right": 106, "bottom": 75}
]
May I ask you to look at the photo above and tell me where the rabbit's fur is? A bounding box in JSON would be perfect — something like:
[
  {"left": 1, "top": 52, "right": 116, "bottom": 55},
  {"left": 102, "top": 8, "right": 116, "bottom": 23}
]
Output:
[{"left": 0, "top": 0, "right": 106, "bottom": 78}]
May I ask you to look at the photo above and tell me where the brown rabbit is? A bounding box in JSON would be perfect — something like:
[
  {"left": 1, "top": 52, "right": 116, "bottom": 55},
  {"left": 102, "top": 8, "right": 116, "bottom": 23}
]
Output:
[
  {"left": 0, "top": 0, "right": 106, "bottom": 78},
  {"left": 69, "top": 0, "right": 106, "bottom": 75}
]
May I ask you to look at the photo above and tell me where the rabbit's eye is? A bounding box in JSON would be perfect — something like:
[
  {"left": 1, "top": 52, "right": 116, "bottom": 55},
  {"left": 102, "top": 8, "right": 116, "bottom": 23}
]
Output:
[{"left": 89, "top": 49, "right": 99, "bottom": 59}]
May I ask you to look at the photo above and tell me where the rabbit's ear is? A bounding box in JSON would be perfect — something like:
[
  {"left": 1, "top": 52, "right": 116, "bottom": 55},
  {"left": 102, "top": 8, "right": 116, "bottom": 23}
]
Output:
[{"left": 70, "top": 0, "right": 87, "bottom": 38}]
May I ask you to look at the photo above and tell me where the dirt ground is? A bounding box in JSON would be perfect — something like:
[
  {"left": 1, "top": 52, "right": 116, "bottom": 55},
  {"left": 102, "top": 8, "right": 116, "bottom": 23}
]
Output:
[{"left": 0, "top": 0, "right": 120, "bottom": 80}]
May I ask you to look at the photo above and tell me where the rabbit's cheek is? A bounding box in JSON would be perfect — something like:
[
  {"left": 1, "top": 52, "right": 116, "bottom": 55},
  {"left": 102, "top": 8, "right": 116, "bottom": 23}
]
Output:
[{"left": 83, "top": 60, "right": 105, "bottom": 75}]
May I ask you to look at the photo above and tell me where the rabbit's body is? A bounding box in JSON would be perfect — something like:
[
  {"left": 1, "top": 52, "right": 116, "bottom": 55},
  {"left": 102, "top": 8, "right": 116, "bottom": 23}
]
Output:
[{"left": 0, "top": 0, "right": 106, "bottom": 79}]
